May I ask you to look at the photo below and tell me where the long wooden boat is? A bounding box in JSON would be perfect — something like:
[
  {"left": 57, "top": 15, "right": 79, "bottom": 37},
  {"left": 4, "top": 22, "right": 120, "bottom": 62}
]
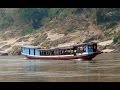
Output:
[{"left": 21, "top": 42, "right": 102, "bottom": 60}]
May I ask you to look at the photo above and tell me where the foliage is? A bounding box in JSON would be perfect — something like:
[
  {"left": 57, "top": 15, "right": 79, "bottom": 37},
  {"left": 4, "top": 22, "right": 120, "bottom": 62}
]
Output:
[
  {"left": 2, "top": 8, "right": 120, "bottom": 38},
  {"left": 21, "top": 26, "right": 34, "bottom": 36},
  {"left": 64, "top": 26, "right": 76, "bottom": 35},
  {"left": 96, "top": 8, "right": 120, "bottom": 24},
  {"left": 18, "top": 8, "right": 48, "bottom": 29},
  {"left": 0, "top": 9, "right": 13, "bottom": 29},
  {"left": 48, "top": 8, "right": 79, "bottom": 20},
  {"left": 48, "top": 8, "right": 61, "bottom": 18},
  {"left": 113, "top": 32, "right": 120, "bottom": 43}
]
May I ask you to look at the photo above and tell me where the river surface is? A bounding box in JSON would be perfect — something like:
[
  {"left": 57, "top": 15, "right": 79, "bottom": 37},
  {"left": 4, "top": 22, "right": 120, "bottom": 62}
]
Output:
[{"left": 0, "top": 53, "right": 120, "bottom": 82}]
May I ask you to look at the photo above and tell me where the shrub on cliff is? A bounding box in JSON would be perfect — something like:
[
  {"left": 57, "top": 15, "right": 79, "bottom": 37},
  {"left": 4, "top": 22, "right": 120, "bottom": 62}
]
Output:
[
  {"left": 113, "top": 32, "right": 120, "bottom": 43},
  {"left": 18, "top": 8, "right": 48, "bottom": 29}
]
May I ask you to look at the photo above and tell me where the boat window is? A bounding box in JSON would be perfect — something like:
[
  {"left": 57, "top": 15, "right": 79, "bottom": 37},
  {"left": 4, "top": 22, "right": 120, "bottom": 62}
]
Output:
[
  {"left": 52, "top": 51, "right": 54, "bottom": 55},
  {"left": 62, "top": 50, "right": 64, "bottom": 55},
  {"left": 76, "top": 48, "right": 80, "bottom": 52},
  {"left": 29, "top": 49, "right": 30, "bottom": 55},
  {"left": 89, "top": 45, "right": 93, "bottom": 49},
  {"left": 42, "top": 51, "right": 44, "bottom": 55},
  {"left": 50, "top": 51, "right": 51, "bottom": 55},
  {"left": 60, "top": 50, "right": 62, "bottom": 55},
  {"left": 41, "top": 51, "right": 43, "bottom": 55},
  {"left": 94, "top": 45, "right": 96, "bottom": 49},
  {"left": 57, "top": 50, "right": 59, "bottom": 55},
  {"left": 47, "top": 51, "right": 49, "bottom": 55},
  {"left": 40, "top": 51, "right": 41, "bottom": 55},
  {"left": 83, "top": 46, "right": 86, "bottom": 52},
  {"left": 21, "top": 48, "right": 22, "bottom": 53},
  {"left": 44, "top": 51, "right": 46, "bottom": 55},
  {"left": 74, "top": 50, "right": 76, "bottom": 52},
  {"left": 54, "top": 51, "right": 56, "bottom": 55},
  {"left": 69, "top": 50, "right": 71, "bottom": 54},
  {"left": 45, "top": 51, "right": 46, "bottom": 55},
  {"left": 34, "top": 49, "right": 35, "bottom": 55}
]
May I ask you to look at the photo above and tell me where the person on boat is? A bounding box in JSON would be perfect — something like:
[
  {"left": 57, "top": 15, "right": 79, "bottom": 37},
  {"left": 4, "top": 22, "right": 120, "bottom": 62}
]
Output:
[{"left": 83, "top": 46, "right": 86, "bottom": 52}]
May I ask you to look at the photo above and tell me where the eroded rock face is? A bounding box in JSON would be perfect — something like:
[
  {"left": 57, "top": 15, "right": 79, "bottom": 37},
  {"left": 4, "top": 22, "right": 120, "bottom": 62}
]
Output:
[
  {"left": 82, "top": 34, "right": 95, "bottom": 43},
  {"left": 0, "top": 51, "right": 8, "bottom": 56},
  {"left": 0, "top": 53, "right": 8, "bottom": 56},
  {"left": 8, "top": 45, "right": 21, "bottom": 55}
]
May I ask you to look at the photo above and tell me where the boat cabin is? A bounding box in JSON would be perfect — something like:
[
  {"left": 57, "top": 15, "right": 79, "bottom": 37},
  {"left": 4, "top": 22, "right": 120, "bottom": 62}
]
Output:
[
  {"left": 21, "top": 46, "right": 41, "bottom": 56},
  {"left": 21, "top": 42, "right": 97, "bottom": 56},
  {"left": 73, "top": 42, "right": 97, "bottom": 54}
]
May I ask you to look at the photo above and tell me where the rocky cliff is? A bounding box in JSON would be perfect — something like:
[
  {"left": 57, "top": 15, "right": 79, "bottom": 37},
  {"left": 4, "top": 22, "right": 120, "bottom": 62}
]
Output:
[{"left": 0, "top": 8, "right": 120, "bottom": 55}]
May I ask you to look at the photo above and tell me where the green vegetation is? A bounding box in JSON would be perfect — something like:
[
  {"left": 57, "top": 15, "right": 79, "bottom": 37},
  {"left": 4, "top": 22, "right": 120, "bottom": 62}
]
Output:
[
  {"left": 1, "top": 8, "right": 120, "bottom": 44},
  {"left": 18, "top": 8, "right": 48, "bottom": 29},
  {"left": 113, "top": 32, "right": 120, "bottom": 43},
  {"left": 21, "top": 26, "right": 34, "bottom": 36},
  {"left": 1, "top": 8, "right": 120, "bottom": 30},
  {"left": 0, "top": 9, "right": 13, "bottom": 29},
  {"left": 96, "top": 9, "right": 120, "bottom": 25},
  {"left": 64, "top": 26, "right": 76, "bottom": 35},
  {"left": 48, "top": 8, "right": 78, "bottom": 17},
  {"left": 48, "top": 8, "right": 80, "bottom": 20}
]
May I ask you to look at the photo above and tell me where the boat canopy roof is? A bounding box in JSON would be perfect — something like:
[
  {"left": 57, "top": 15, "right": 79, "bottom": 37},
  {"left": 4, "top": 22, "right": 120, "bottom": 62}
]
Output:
[
  {"left": 73, "top": 42, "right": 97, "bottom": 47},
  {"left": 21, "top": 45, "right": 40, "bottom": 49},
  {"left": 21, "top": 42, "right": 97, "bottom": 50}
]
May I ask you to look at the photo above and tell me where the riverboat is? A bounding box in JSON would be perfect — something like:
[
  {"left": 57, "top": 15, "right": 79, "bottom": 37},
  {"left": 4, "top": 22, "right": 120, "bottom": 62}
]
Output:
[{"left": 21, "top": 42, "right": 102, "bottom": 60}]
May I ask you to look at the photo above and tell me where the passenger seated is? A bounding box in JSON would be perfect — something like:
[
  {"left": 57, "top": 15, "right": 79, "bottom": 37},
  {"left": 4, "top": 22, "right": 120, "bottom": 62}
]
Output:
[{"left": 83, "top": 47, "right": 86, "bottom": 52}]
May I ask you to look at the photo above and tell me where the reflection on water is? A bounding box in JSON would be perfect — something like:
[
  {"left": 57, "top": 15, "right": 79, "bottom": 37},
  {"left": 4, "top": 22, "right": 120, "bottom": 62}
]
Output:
[{"left": 0, "top": 53, "right": 119, "bottom": 82}]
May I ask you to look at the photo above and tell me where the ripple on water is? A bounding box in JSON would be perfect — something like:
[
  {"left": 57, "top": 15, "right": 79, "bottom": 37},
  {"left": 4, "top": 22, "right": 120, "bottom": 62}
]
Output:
[{"left": 0, "top": 53, "right": 119, "bottom": 81}]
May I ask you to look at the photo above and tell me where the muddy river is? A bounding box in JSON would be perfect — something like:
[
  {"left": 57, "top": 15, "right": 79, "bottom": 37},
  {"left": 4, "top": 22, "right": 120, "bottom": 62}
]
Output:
[{"left": 0, "top": 53, "right": 119, "bottom": 82}]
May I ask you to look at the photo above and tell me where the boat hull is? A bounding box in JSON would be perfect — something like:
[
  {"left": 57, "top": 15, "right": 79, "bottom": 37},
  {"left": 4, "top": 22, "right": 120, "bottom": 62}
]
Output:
[{"left": 22, "top": 52, "right": 101, "bottom": 60}]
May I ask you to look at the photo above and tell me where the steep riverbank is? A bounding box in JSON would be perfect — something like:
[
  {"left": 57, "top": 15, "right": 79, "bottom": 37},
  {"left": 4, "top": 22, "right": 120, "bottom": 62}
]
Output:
[
  {"left": 0, "top": 31, "right": 119, "bottom": 56},
  {"left": 0, "top": 8, "right": 120, "bottom": 55},
  {"left": 0, "top": 25, "right": 119, "bottom": 55}
]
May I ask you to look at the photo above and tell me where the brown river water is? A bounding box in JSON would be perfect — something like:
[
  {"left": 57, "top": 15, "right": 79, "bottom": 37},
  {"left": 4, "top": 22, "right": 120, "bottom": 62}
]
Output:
[{"left": 0, "top": 53, "right": 120, "bottom": 82}]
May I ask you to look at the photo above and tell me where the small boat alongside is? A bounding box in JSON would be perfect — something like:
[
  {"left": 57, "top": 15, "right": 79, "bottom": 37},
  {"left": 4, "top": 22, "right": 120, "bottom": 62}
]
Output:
[{"left": 21, "top": 42, "right": 102, "bottom": 61}]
